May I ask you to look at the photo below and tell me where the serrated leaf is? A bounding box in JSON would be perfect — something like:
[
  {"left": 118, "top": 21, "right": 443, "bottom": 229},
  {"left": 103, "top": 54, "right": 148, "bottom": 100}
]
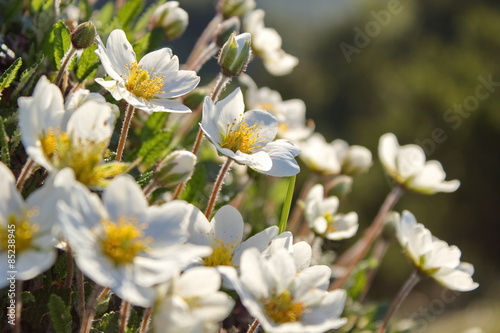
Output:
[
  {"left": 75, "top": 44, "right": 100, "bottom": 82},
  {"left": 137, "top": 131, "right": 172, "bottom": 168},
  {"left": 21, "top": 291, "right": 35, "bottom": 304},
  {"left": 0, "top": 58, "right": 22, "bottom": 91},
  {"left": 12, "top": 56, "right": 43, "bottom": 98},
  {"left": 0, "top": 117, "right": 10, "bottom": 166},
  {"left": 140, "top": 112, "right": 169, "bottom": 141},
  {"left": 133, "top": 0, "right": 163, "bottom": 33},
  {"left": 117, "top": 0, "right": 145, "bottom": 29},
  {"left": 179, "top": 163, "right": 207, "bottom": 203},
  {"left": 95, "top": 311, "right": 120, "bottom": 333},
  {"left": 48, "top": 294, "right": 72, "bottom": 333},
  {"left": 46, "top": 20, "right": 71, "bottom": 70}
]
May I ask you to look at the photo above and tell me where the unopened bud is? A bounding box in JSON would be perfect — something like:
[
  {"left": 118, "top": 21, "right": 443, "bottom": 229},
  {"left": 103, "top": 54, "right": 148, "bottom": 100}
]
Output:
[
  {"left": 341, "top": 145, "right": 373, "bottom": 176},
  {"left": 382, "top": 211, "right": 399, "bottom": 241},
  {"left": 327, "top": 175, "right": 353, "bottom": 199},
  {"left": 71, "top": 21, "right": 97, "bottom": 49},
  {"left": 151, "top": 1, "right": 189, "bottom": 41},
  {"left": 216, "top": 17, "right": 241, "bottom": 48},
  {"left": 155, "top": 150, "right": 197, "bottom": 188},
  {"left": 218, "top": 0, "right": 256, "bottom": 19},
  {"left": 218, "top": 32, "right": 252, "bottom": 77}
]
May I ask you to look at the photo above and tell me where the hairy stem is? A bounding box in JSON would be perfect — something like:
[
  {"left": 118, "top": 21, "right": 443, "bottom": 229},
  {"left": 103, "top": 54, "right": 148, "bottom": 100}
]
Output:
[
  {"left": 16, "top": 157, "right": 36, "bottom": 191},
  {"left": 205, "top": 157, "right": 232, "bottom": 218},
  {"left": 115, "top": 104, "right": 135, "bottom": 162}
]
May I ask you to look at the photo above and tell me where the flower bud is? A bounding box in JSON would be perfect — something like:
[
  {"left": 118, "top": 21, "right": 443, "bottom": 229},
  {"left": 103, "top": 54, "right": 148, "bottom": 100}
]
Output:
[
  {"left": 218, "top": 32, "right": 252, "bottom": 77},
  {"left": 71, "top": 21, "right": 97, "bottom": 50},
  {"left": 154, "top": 150, "right": 197, "bottom": 188},
  {"left": 327, "top": 175, "right": 353, "bottom": 199},
  {"left": 151, "top": 1, "right": 189, "bottom": 41},
  {"left": 341, "top": 145, "right": 372, "bottom": 176},
  {"left": 216, "top": 16, "right": 241, "bottom": 48},
  {"left": 218, "top": 0, "right": 256, "bottom": 19},
  {"left": 382, "top": 211, "right": 399, "bottom": 241}
]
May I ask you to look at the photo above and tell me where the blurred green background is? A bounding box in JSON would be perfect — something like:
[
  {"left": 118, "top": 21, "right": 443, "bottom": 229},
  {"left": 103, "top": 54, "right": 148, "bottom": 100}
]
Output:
[{"left": 184, "top": 0, "right": 500, "bottom": 331}]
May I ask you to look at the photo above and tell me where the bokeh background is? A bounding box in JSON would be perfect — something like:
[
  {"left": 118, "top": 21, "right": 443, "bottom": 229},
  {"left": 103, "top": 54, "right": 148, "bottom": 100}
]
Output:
[{"left": 180, "top": 0, "right": 500, "bottom": 331}]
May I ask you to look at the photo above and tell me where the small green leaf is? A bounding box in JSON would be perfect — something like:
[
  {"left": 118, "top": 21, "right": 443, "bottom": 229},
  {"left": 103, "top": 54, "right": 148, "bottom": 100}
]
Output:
[
  {"left": 0, "top": 57, "right": 22, "bottom": 90},
  {"left": 133, "top": 0, "right": 163, "bottom": 33},
  {"left": 95, "top": 311, "right": 120, "bottom": 333},
  {"left": 46, "top": 20, "right": 71, "bottom": 70},
  {"left": 117, "top": 0, "right": 145, "bottom": 29},
  {"left": 136, "top": 131, "right": 172, "bottom": 168},
  {"left": 48, "top": 294, "right": 72, "bottom": 333},
  {"left": 13, "top": 55, "right": 44, "bottom": 97},
  {"left": 75, "top": 44, "right": 100, "bottom": 82},
  {"left": 179, "top": 163, "right": 207, "bottom": 203},
  {"left": 21, "top": 291, "right": 36, "bottom": 304},
  {"left": 140, "top": 112, "right": 169, "bottom": 141},
  {"left": 0, "top": 117, "right": 10, "bottom": 166}
]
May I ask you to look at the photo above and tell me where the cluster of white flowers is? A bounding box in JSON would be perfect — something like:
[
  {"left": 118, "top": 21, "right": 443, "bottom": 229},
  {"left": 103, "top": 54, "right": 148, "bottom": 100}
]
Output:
[{"left": 0, "top": 0, "right": 478, "bottom": 332}]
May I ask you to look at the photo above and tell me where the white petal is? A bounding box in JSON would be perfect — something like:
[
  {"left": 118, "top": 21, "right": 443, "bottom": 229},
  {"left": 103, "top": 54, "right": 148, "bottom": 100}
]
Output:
[
  {"left": 66, "top": 101, "right": 116, "bottom": 142},
  {"left": 15, "top": 249, "right": 57, "bottom": 281},
  {"left": 260, "top": 140, "right": 300, "bottom": 176},
  {"left": 242, "top": 109, "right": 279, "bottom": 143},
  {"left": 102, "top": 175, "right": 148, "bottom": 221},
  {"left": 95, "top": 78, "right": 123, "bottom": 100},
  {"left": 96, "top": 29, "right": 136, "bottom": 80},
  {"left": 409, "top": 160, "right": 460, "bottom": 194},
  {"left": 433, "top": 266, "right": 479, "bottom": 291},
  {"left": 396, "top": 144, "right": 426, "bottom": 180},
  {"left": 177, "top": 267, "right": 221, "bottom": 297},
  {"left": 212, "top": 205, "right": 244, "bottom": 246},
  {"left": 216, "top": 88, "right": 245, "bottom": 134},
  {"left": 233, "top": 226, "right": 279, "bottom": 266},
  {"left": 378, "top": 133, "right": 399, "bottom": 178},
  {"left": 0, "top": 162, "right": 24, "bottom": 218},
  {"left": 240, "top": 248, "right": 270, "bottom": 299},
  {"left": 292, "top": 241, "right": 312, "bottom": 271}
]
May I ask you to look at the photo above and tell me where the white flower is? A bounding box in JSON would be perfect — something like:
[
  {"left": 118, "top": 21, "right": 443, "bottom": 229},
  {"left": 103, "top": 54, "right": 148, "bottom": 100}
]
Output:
[
  {"left": 378, "top": 133, "right": 460, "bottom": 194},
  {"left": 57, "top": 171, "right": 211, "bottom": 307},
  {"left": 200, "top": 88, "right": 300, "bottom": 177},
  {"left": 151, "top": 1, "right": 189, "bottom": 40},
  {"left": 333, "top": 139, "right": 373, "bottom": 176},
  {"left": 304, "top": 184, "right": 358, "bottom": 241},
  {"left": 226, "top": 248, "right": 348, "bottom": 333},
  {"left": 18, "top": 76, "right": 124, "bottom": 187},
  {"left": 240, "top": 74, "right": 313, "bottom": 142},
  {"left": 95, "top": 29, "right": 199, "bottom": 113},
  {"left": 243, "top": 9, "right": 298, "bottom": 76},
  {"left": 396, "top": 210, "right": 478, "bottom": 292},
  {"left": 187, "top": 204, "right": 279, "bottom": 269},
  {"left": 262, "top": 231, "right": 313, "bottom": 273},
  {"left": 0, "top": 162, "right": 65, "bottom": 287},
  {"left": 153, "top": 267, "right": 234, "bottom": 333}
]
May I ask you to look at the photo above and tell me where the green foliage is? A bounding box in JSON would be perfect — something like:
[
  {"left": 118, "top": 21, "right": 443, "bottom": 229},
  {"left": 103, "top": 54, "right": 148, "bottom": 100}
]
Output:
[
  {"left": 45, "top": 20, "right": 72, "bottom": 70},
  {"left": 75, "top": 44, "right": 100, "bottom": 82},
  {"left": 136, "top": 130, "right": 173, "bottom": 169},
  {"left": 117, "top": 0, "right": 145, "bottom": 30},
  {"left": 179, "top": 162, "right": 208, "bottom": 204},
  {"left": 0, "top": 57, "right": 22, "bottom": 91},
  {"left": 13, "top": 55, "right": 44, "bottom": 98},
  {"left": 0, "top": 117, "right": 10, "bottom": 166},
  {"left": 93, "top": 311, "right": 120, "bottom": 333},
  {"left": 48, "top": 294, "right": 73, "bottom": 333}
]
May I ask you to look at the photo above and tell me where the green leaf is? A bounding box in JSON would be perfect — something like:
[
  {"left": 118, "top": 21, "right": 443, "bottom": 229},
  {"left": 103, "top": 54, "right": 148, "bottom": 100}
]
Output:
[
  {"left": 0, "top": 117, "right": 10, "bottom": 166},
  {"left": 0, "top": 58, "right": 22, "bottom": 91},
  {"left": 94, "top": 311, "right": 120, "bottom": 333},
  {"left": 179, "top": 163, "right": 207, "bottom": 203},
  {"left": 75, "top": 44, "right": 100, "bottom": 82},
  {"left": 48, "top": 294, "right": 72, "bottom": 333},
  {"left": 21, "top": 291, "right": 36, "bottom": 304},
  {"left": 117, "top": 0, "right": 145, "bottom": 29},
  {"left": 136, "top": 131, "right": 172, "bottom": 168},
  {"left": 46, "top": 20, "right": 71, "bottom": 70},
  {"left": 140, "top": 112, "right": 169, "bottom": 141},
  {"left": 13, "top": 55, "right": 44, "bottom": 98},
  {"left": 133, "top": 0, "right": 163, "bottom": 33}
]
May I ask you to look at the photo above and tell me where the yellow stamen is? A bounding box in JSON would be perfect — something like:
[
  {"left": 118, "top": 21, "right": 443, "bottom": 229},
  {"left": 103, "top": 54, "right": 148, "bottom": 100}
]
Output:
[
  {"left": 261, "top": 289, "right": 305, "bottom": 323},
  {"left": 124, "top": 62, "right": 164, "bottom": 99},
  {"left": 40, "top": 128, "right": 70, "bottom": 160},
  {"left": 220, "top": 116, "right": 266, "bottom": 153},
  {"left": 324, "top": 212, "right": 337, "bottom": 234},
  {"left": 203, "top": 237, "right": 236, "bottom": 267},
  {"left": 0, "top": 209, "right": 40, "bottom": 253},
  {"left": 99, "top": 216, "right": 151, "bottom": 265}
]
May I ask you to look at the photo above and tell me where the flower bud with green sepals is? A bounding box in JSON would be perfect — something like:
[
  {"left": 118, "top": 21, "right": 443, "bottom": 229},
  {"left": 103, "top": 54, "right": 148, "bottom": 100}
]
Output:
[
  {"left": 154, "top": 150, "right": 197, "bottom": 189},
  {"left": 151, "top": 1, "right": 189, "bottom": 41},
  {"left": 71, "top": 21, "right": 97, "bottom": 50},
  {"left": 218, "top": 0, "right": 256, "bottom": 19},
  {"left": 218, "top": 32, "right": 252, "bottom": 77}
]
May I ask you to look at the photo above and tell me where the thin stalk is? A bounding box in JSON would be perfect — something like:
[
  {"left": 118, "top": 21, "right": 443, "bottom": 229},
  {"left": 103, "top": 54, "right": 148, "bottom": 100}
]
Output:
[
  {"left": 56, "top": 46, "right": 77, "bottom": 88},
  {"left": 190, "top": 42, "right": 219, "bottom": 73},
  {"left": 377, "top": 270, "right": 420, "bottom": 333},
  {"left": 115, "top": 104, "right": 135, "bottom": 162},
  {"left": 184, "top": 14, "right": 222, "bottom": 70},
  {"left": 287, "top": 175, "right": 317, "bottom": 233},
  {"left": 63, "top": 248, "right": 74, "bottom": 289},
  {"left": 14, "top": 280, "right": 22, "bottom": 333},
  {"left": 205, "top": 158, "right": 232, "bottom": 218},
  {"left": 77, "top": 269, "right": 85, "bottom": 320},
  {"left": 143, "top": 180, "right": 158, "bottom": 198},
  {"left": 330, "top": 185, "right": 404, "bottom": 290},
  {"left": 80, "top": 284, "right": 105, "bottom": 333},
  {"left": 359, "top": 238, "right": 391, "bottom": 302},
  {"left": 139, "top": 307, "right": 152, "bottom": 333},
  {"left": 16, "top": 157, "right": 36, "bottom": 191},
  {"left": 278, "top": 175, "right": 296, "bottom": 234},
  {"left": 246, "top": 318, "right": 260, "bottom": 333},
  {"left": 210, "top": 72, "right": 231, "bottom": 101},
  {"left": 119, "top": 300, "right": 131, "bottom": 333}
]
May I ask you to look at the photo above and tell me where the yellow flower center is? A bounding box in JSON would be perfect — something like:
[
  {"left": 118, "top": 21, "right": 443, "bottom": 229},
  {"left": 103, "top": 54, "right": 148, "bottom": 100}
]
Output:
[
  {"left": 261, "top": 289, "right": 305, "bottom": 324},
  {"left": 204, "top": 246, "right": 234, "bottom": 267},
  {"left": 40, "top": 128, "right": 70, "bottom": 160},
  {"left": 220, "top": 115, "right": 266, "bottom": 153},
  {"left": 124, "top": 62, "right": 164, "bottom": 99},
  {"left": 0, "top": 210, "right": 40, "bottom": 253},
  {"left": 324, "top": 212, "right": 337, "bottom": 233},
  {"left": 99, "top": 216, "right": 151, "bottom": 265}
]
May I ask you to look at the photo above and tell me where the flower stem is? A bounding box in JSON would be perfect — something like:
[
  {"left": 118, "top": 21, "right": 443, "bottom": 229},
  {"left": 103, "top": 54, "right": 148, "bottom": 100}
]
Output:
[
  {"left": 63, "top": 248, "right": 74, "bottom": 289},
  {"left": 205, "top": 157, "right": 232, "bottom": 218},
  {"left": 119, "top": 300, "right": 131, "bottom": 333},
  {"left": 359, "top": 237, "right": 391, "bottom": 302},
  {"left": 246, "top": 319, "right": 260, "bottom": 333},
  {"left": 210, "top": 72, "right": 231, "bottom": 101},
  {"left": 184, "top": 14, "right": 222, "bottom": 70},
  {"left": 330, "top": 185, "right": 404, "bottom": 290},
  {"left": 115, "top": 104, "right": 135, "bottom": 162},
  {"left": 139, "top": 307, "right": 152, "bottom": 333},
  {"left": 77, "top": 268, "right": 85, "bottom": 320},
  {"left": 279, "top": 175, "right": 296, "bottom": 234},
  {"left": 16, "top": 157, "right": 36, "bottom": 191},
  {"left": 377, "top": 270, "right": 420, "bottom": 333},
  {"left": 56, "top": 46, "right": 77, "bottom": 88},
  {"left": 189, "top": 42, "right": 219, "bottom": 73},
  {"left": 287, "top": 174, "right": 317, "bottom": 233},
  {"left": 14, "top": 280, "right": 22, "bottom": 333},
  {"left": 80, "top": 284, "right": 105, "bottom": 333},
  {"left": 143, "top": 180, "right": 158, "bottom": 198}
]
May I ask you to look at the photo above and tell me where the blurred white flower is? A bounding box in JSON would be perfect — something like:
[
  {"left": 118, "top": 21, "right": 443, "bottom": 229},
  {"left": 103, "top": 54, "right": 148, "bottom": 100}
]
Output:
[
  {"left": 153, "top": 267, "right": 234, "bottom": 333},
  {"left": 57, "top": 171, "right": 211, "bottom": 307},
  {"left": 18, "top": 76, "right": 125, "bottom": 187},
  {"left": 226, "top": 248, "right": 348, "bottom": 333},
  {"left": 396, "top": 210, "right": 478, "bottom": 292},
  {"left": 200, "top": 88, "right": 300, "bottom": 177},
  {"left": 378, "top": 133, "right": 460, "bottom": 194},
  {"left": 151, "top": 1, "right": 189, "bottom": 41},
  {"left": 95, "top": 29, "right": 199, "bottom": 113},
  {"left": 0, "top": 162, "right": 65, "bottom": 287},
  {"left": 240, "top": 74, "right": 313, "bottom": 142},
  {"left": 187, "top": 205, "right": 278, "bottom": 269},
  {"left": 243, "top": 9, "right": 298, "bottom": 76},
  {"left": 304, "top": 184, "right": 358, "bottom": 240},
  {"left": 262, "top": 231, "right": 313, "bottom": 273}
]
